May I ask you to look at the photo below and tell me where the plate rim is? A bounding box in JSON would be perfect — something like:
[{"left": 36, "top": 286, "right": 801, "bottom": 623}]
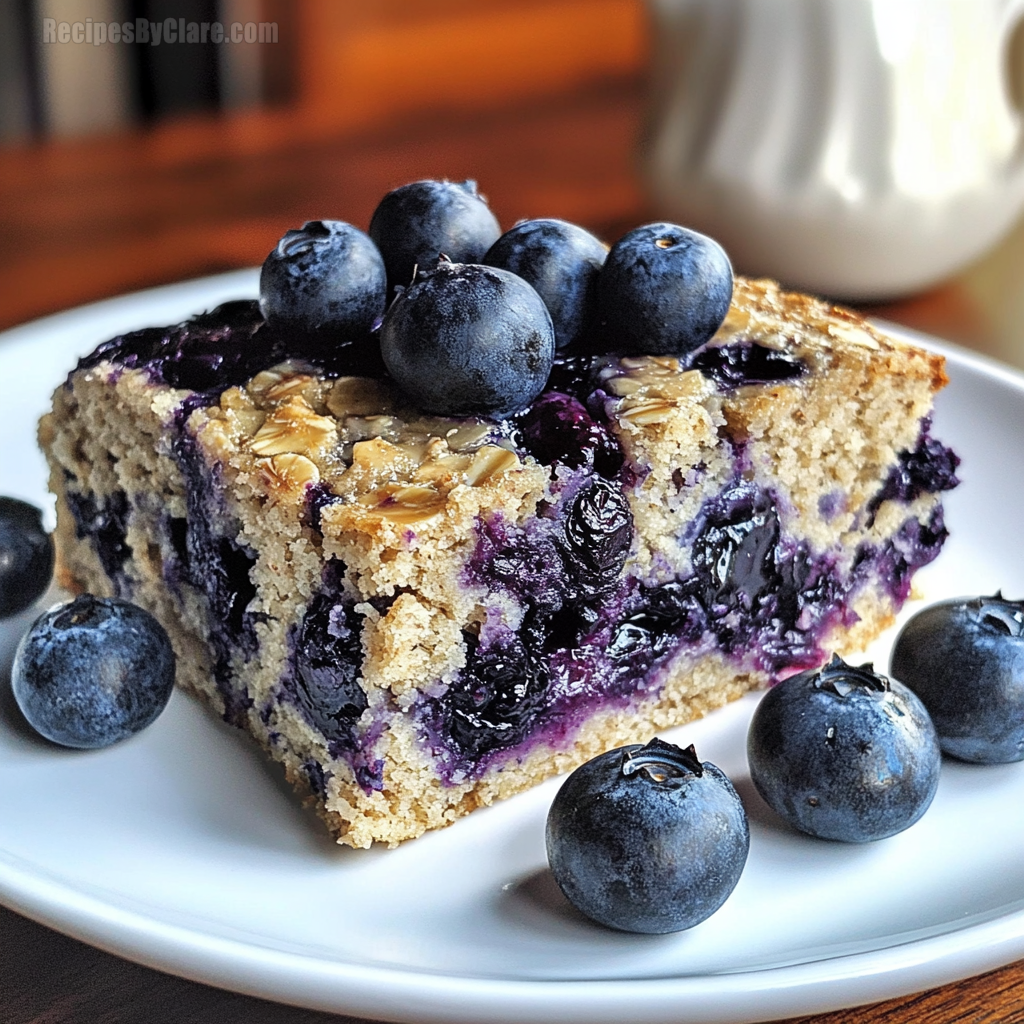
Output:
[
  {"left": 4, "top": 840, "right": 1024, "bottom": 1024},
  {"left": 3, "top": 273, "right": 1024, "bottom": 1024}
]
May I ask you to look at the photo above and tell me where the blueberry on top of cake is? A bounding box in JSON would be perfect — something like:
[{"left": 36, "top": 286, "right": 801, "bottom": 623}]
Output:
[{"left": 40, "top": 192, "right": 957, "bottom": 848}]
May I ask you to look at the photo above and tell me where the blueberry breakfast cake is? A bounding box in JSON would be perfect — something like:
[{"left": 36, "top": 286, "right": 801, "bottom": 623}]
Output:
[{"left": 38, "top": 191, "right": 958, "bottom": 848}]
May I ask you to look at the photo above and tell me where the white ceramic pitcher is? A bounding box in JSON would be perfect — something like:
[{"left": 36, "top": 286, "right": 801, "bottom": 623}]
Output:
[{"left": 641, "top": 0, "right": 1024, "bottom": 299}]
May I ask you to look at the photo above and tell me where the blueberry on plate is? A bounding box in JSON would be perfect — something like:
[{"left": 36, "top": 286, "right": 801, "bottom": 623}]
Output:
[
  {"left": 379, "top": 259, "right": 555, "bottom": 418},
  {"left": 12, "top": 594, "right": 176, "bottom": 748},
  {"left": 598, "top": 222, "right": 733, "bottom": 356},
  {"left": 484, "top": 218, "right": 606, "bottom": 350},
  {"left": 259, "top": 220, "right": 386, "bottom": 338},
  {"left": 890, "top": 594, "right": 1024, "bottom": 764},
  {"left": 546, "top": 737, "right": 749, "bottom": 934},
  {"left": 0, "top": 497, "right": 54, "bottom": 618},
  {"left": 369, "top": 179, "right": 501, "bottom": 294},
  {"left": 747, "top": 654, "right": 941, "bottom": 842}
]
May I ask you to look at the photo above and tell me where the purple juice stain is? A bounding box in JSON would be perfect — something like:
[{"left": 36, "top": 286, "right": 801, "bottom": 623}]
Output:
[
  {"left": 867, "top": 419, "right": 959, "bottom": 522},
  {"left": 444, "top": 619, "right": 551, "bottom": 762},
  {"left": 304, "top": 481, "right": 343, "bottom": 534},
  {"left": 515, "top": 392, "right": 623, "bottom": 478},
  {"left": 421, "top": 466, "right": 954, "bottom": 781},
  {"left": 63, "top": 487, "right": 132, "bottom": 595},
  {"left": 277, "top": 561, "right": 390, "bottom": 792},
  {"left": 818, "top": 491, "right": 845, "bottom": 521},
  {"left": 167, "top": 419, "right": 261, "bottom": 724},
  {"left": 431, "top": 474, "right": 634, "bottom": 767},
  {"left": 74, "top": 299, "right": 386, "bottom": 401},
  {"left": 171, "top": 428, "right": 260, "bottom": 652},
  {"left": 686, "top": 340, "right": 807, "bottom": 390},
  {"left": 281, "top": 587, "right": 368, "bottom": 752},
  {"left": 303, "top": 759, "right": 329, "bottom": 797},
  {"left": 855, "top": 505, "right": 948, "bottom": 605},
  {"left": 355, "top": 760, "right": 385, "bottom": 792},
  {"left": 74, "top": 300, "right": 269, "bottom": 396},
  {"left": 471, "top": 514, "right": 567, "bottom": 615},
  {"left": 544, "top": 353, "right": 603, "bottom": 400}
]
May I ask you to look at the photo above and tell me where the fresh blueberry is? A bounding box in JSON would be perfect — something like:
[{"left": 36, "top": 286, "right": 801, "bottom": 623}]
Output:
[
  {"left": 889, "top": 594, "right": 1024, "bottom": 764},
  {"left": 546, "top": 737, "right": 749, "bottom": 933},
  {"left": 598, "top": 223, "right": 733, "bottom": 356},
  {"left": 259, "top": 220, "right": 386, "bottom": 339},
  {"left": 379, "top": 260, "right": 555, "bottom": 418},
  {"left": 747, "top": 655, "right": 941, "bottom": 842},
  {"left": 12, "top": 594, "right": 176, "bottom": 748},
  {"left": 369, "top": 179, "right": 502, "bottom": 294},
  {"left": 0, "top": 497, "right": 54, "bottom": 618},
  {"left": 484, "top": 219, "right": 606, "bottom": 350}
]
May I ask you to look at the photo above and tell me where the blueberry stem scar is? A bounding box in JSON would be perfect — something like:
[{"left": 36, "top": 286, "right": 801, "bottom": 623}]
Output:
[
  {"left": 621, "top": 737, "right": 704, "bottom": 780},
  {"left": 815, "top": 653, "right": 890, "bottom": 697}
]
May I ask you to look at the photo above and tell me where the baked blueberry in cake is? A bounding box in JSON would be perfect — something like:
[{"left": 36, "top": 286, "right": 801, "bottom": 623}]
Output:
[{"left": 39, "top": 197, "right": 958, "bottom": 848}]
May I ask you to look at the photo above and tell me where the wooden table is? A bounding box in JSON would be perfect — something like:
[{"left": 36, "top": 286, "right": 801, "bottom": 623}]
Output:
[{"left": 2, "top": 80, "right": 1024, "bottom": 1024}]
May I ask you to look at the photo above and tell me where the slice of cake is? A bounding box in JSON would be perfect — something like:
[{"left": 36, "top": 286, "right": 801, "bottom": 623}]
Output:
[{"left": 39, "top": 277, "right": 957, "bottom": 848}]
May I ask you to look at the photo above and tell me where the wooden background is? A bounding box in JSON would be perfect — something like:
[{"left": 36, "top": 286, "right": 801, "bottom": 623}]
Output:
[{"left": 2, "top": 1, "right": 1024, "bottom": 1021}]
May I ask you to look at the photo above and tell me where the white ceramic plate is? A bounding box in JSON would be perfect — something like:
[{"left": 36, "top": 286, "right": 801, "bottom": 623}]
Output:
[{"left": 1, "top": 274, "right": 1023, "bottom": 1024}]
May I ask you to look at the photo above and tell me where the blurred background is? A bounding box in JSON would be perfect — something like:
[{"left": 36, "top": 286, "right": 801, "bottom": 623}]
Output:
[{"left": 1, "top": 0, "right": 1023, "bottom": 369}]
